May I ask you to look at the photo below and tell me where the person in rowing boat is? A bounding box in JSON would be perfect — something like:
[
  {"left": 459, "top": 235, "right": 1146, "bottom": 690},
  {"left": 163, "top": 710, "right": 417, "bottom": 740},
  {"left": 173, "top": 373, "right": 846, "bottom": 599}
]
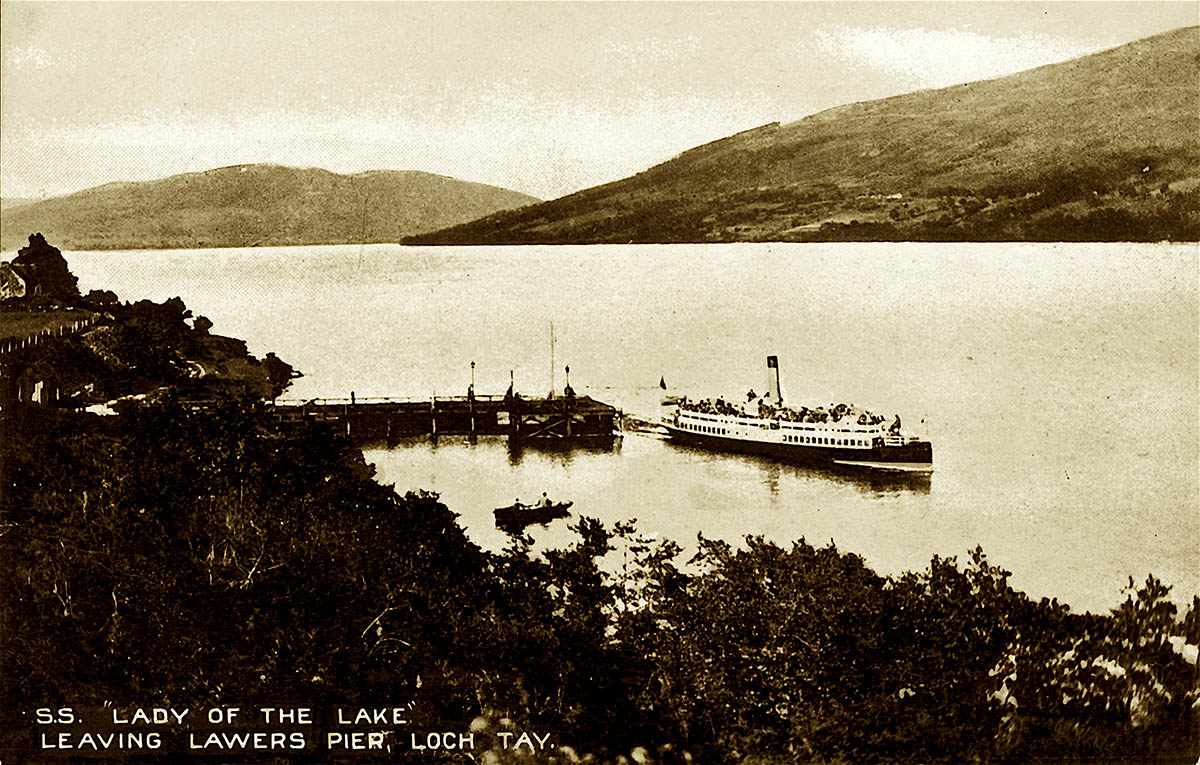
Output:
[{"left": 535, "top": 492, "right": 552, "bottom": 508}]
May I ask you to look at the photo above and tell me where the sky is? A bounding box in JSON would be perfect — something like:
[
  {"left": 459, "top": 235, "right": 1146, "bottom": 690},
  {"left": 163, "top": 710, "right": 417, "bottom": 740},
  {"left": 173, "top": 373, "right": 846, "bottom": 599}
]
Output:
[{"left": 1, "top": 2, "right": 1196, "bottom": 200}]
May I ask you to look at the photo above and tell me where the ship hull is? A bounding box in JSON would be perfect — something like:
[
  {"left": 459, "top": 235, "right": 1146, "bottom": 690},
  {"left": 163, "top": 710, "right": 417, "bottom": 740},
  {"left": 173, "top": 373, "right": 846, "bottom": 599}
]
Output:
[{"left": 663, "top": 424, "right": 932, "bottom": 471}]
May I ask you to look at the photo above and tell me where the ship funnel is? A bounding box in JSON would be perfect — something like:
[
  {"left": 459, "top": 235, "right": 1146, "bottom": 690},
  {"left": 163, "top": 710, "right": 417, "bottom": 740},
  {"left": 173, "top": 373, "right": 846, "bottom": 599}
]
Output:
[{"left": 766, "top": 355, "right": 782, "bottom": 405}]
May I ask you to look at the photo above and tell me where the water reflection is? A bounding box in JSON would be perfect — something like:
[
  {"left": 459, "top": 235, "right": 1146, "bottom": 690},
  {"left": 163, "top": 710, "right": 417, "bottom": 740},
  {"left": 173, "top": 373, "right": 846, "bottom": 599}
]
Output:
[
  {"left": 506, "top": 438, "right": 621, "bottom": 466},
  {"left": 657, "top": 437, "right": 932, "bottom": 496}
]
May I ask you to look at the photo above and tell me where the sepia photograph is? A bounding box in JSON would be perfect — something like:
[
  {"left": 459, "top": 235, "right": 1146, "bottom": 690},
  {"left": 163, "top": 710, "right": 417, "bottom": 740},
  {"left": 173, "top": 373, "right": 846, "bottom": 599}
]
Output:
[{"left": 2, "top": 1, "right": 1198, "bottom": 761}]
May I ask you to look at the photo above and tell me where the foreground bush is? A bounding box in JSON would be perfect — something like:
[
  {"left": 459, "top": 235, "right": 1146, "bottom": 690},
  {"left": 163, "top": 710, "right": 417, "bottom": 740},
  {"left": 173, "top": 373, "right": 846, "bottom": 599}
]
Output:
[{"left": 2, "top": 398, "right": 1197, "bottom": 762}]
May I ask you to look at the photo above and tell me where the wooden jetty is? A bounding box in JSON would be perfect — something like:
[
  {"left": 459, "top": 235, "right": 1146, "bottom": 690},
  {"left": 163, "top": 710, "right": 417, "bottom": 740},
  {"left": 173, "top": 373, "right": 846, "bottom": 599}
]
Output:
[{"left": 269, "top": 392, "right": 619, "bottom": 447}]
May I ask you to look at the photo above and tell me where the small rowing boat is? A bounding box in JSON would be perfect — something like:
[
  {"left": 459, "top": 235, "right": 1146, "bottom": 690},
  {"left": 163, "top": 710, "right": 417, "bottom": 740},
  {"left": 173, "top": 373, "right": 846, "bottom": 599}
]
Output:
[{"left": 494, "top": 500, "right": 573, "bottom": 526}]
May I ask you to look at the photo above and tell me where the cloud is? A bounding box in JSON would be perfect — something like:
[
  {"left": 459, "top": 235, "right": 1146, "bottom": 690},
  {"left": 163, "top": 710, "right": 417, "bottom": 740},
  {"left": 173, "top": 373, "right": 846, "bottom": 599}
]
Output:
[
  {"left": 6, "top": 45, "right": 57, "bottom": 69},
  {"left": 603, "top": 35, "right": 702, "bottom": 66},
  {"left": 813, "top": 26, "right": 1098, "bottom": 89}
]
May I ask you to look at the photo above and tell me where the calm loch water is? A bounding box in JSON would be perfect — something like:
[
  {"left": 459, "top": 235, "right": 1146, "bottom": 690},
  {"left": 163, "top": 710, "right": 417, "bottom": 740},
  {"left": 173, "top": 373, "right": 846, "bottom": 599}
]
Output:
[{"left": 65, "top": 242, "right": 1198, "bottom": 613}]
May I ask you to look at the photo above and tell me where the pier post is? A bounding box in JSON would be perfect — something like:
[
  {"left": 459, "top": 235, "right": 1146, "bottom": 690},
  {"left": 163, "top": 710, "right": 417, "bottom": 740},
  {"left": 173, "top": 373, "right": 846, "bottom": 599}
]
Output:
[
  {"left": 469, "top": 361, "right": 476, "bottom": 438},
  {"left": 430, "top": 395, "right": 438, "bottom": 441}
]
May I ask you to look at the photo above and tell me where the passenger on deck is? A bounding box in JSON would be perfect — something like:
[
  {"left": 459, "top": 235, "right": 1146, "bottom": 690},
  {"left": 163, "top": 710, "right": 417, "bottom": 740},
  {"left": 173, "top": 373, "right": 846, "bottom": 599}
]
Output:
[{"left": 535, "top": 492, "right": 551, "bottom": 508}]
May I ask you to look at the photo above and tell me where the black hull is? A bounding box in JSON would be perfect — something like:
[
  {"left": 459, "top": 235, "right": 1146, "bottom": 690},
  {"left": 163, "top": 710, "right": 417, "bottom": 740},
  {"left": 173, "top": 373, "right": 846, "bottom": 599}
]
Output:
[
  {"left": 664, "top": 426, "right": 932, "bottom": 471},
  {"left": 494, "top": 501, "right": 573, "bottom": 527}
]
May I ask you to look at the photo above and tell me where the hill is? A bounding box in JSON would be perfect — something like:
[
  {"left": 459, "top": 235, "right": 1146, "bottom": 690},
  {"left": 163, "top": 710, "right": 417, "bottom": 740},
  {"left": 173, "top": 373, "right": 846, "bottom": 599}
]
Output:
[
  {"left": 408, "top": 27, "right": 1200, "bottom": 244},
  {"left": 0, "top": 166, "right": 539, "bottom": 251}
]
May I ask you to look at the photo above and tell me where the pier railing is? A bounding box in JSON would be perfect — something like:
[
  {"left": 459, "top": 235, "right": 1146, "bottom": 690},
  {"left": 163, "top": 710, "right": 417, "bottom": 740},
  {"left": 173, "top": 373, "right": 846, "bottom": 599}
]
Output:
[{"left": 272, "top": 394, "right": 509, "bottom": 407}]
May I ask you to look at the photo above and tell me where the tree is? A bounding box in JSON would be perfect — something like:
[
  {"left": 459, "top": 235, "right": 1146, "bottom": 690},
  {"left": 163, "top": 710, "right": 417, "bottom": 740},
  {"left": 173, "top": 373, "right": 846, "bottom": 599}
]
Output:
[{"left": 12, "top": 233, "right": 79, "bottom": 300}]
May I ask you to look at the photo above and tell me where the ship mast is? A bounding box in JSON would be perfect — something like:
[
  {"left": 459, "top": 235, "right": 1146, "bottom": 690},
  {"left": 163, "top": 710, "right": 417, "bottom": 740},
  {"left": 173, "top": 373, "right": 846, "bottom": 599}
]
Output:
[{"left": 549, "top": 321, "right": 556, "bottom": 398}]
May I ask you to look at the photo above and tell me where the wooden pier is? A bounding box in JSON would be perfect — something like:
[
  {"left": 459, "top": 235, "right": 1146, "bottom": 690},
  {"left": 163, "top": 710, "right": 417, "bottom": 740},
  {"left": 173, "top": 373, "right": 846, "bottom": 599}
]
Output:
[{"left": 269, "top": 392, "right": 619, "bottom": 447}]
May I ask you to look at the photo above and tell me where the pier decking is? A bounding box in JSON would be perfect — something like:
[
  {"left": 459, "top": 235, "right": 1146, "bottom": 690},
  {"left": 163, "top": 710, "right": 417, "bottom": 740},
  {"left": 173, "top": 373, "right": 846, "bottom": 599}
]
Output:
[{"left": 270, "top": 393, "right": 619, "bottom": 446}]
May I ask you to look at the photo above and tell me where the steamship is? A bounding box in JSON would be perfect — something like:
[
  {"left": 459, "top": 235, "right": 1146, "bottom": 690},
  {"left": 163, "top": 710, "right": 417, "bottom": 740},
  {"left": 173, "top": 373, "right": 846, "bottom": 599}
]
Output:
[{"left": 661, "top": 356, "right": 933, "bottom": 472}]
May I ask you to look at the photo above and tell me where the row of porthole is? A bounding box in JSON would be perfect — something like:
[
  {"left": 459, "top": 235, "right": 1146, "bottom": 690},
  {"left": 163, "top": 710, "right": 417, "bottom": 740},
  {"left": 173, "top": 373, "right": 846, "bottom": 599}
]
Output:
[
  {"left": 689, "top": 423, "right": 728, "bottom": 435},
  {"left": 783, "top": 434, "right": 868, "bottom": 447}
]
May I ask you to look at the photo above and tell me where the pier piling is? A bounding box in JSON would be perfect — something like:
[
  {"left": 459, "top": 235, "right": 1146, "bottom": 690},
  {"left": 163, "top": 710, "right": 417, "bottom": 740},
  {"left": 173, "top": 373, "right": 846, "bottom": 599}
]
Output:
[{"left": 270, "top": 392, "right": 617, "bottom": 447}]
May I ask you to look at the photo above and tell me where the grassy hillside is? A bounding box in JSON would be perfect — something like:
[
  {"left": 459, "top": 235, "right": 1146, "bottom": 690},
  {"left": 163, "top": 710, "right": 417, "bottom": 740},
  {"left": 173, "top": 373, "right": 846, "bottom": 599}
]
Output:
[
  {"left": 409, "top": 27, "right": 1199, "bottom": 244},
  {"left": 0, "top": 166, "right": 539, "bottom": 251}
]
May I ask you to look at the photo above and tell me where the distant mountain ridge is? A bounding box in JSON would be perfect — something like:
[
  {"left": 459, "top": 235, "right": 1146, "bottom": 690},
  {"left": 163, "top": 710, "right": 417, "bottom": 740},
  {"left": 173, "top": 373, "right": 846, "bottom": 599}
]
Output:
[
  {"left": 0, "top": 165, "right": 539, "bottom": 251},
  {"left": 408, "top": 27, "right": 1200, "bottom": 244}
]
